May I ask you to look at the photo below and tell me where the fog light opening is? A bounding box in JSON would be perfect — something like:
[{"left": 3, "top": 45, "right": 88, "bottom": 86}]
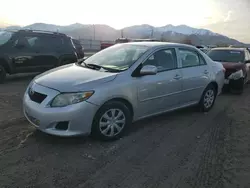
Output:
[{"left": 55, "top": 121, "right": 69, "bottom": 130}]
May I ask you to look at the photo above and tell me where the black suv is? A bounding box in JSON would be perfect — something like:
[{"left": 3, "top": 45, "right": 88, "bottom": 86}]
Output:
[{"left": 0, "top": 29, "right": 82, "bottom": 83}]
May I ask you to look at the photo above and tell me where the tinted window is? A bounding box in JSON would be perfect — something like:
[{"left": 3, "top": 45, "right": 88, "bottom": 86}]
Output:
[
  {"left": 0, "top": 31, "right": 13, "bottom": 46},
  {"left": 32, "top": 35, "right": 63, "bottom": 49},
  {"left": 73, "top": 39, "right": 82, "bottom": 49},
  {"left": 207, "top": 50, "right": 244, "bottom": 63},
  {"left": 143, "top": 49, "right": 177, "bottom": 71},
  {"left": 14, "top": 35, "right": 63, "bottom": 50},
  {"left": 245, "top": 51, "right": 250, "bottom": 61},
  {"left": 83, "top": 44, "right": 149, "bottom": 71},
  {"left": 179, "top": 49, "right": 202, "bottom": 68}
]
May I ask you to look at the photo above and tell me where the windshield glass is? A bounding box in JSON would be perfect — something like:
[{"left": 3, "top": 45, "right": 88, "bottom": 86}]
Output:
[
  {"left": 207, "top": 50, "right": 244, "bottom": 63},
  {"left": 83, "top": 44, "right": 149, "bottom": 71},
  {"left": 0, "top": 31, "right": 13, "bottom": 46}
]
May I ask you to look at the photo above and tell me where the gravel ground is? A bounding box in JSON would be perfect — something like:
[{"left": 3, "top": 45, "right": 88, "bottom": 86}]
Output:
[{"left": 0, "top": 74, "right": 250, "bottom": 188}]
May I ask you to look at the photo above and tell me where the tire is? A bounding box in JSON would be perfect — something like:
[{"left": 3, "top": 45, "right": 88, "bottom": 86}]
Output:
[
  {"left": 230, "top": 78, "right": 244, "bottom": 95},
  {"left": 199, "top": 84, "right": 216, "bottom": 112},
  {"left": 91, "top": 101, "right": 132, "bottom": 141},
  {"left": 0, "top": 65, "right": 6, "bottom": 84}
]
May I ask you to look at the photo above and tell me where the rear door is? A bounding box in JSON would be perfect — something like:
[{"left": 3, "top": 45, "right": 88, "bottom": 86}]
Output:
[
  {"left": 177, "top": 48, "right": 211, "bottom": 104},
  {"left": 31, "top": 34, "right": 63, "bottom": 69}
]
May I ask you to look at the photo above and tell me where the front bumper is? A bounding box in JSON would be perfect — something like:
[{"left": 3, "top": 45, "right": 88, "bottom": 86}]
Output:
[
  {"left": 224, "top": 77, "right": 244, "bottom": 90},
  {"left": 23, "top": 82, "right": 99, "bottom": 137}
]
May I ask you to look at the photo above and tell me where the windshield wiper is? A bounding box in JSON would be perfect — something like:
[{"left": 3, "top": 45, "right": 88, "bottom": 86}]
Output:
[
  {"left": 78, "top": 61, "right": 124, "bottom": 72},
  {"left": 77, "top": 60, "right": 99, "bottom": 70},
  {"left": 86, "top": 63, "right": 102, "bottom": 69},
  {"left": 86, "top": 63, "right": 123, "bottom": 72}
]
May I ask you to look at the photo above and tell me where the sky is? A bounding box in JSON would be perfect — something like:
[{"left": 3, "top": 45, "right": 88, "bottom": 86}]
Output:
[{"left": 1, "top": 0, "right": 250, "bottom": 42}]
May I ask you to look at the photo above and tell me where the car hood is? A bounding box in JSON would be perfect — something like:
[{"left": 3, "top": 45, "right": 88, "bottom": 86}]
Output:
[
  {"left": 220, "top": 62, "right": 244, "bottom": 70},
  {"left": 34, "top": 63, "right": 118, "bottom": 92}
]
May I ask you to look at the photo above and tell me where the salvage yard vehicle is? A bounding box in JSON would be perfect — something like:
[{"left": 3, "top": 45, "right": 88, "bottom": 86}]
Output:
[
  {"left": 0, "top": 29, "right": 80, "bottom": 83},
  {"left": 23, "top": 42, "right": 225, "bottom": 140},
  {"left": 72, "top": 39, "right": 85, "bottom": 58},
  {"left": 207, "top": 48, "right": 250, "bottom": 94}
]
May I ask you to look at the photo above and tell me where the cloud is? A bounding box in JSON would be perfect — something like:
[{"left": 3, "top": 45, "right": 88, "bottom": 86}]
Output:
[{"left": 224, "top": 11, "right": 233, "bottom": 22}]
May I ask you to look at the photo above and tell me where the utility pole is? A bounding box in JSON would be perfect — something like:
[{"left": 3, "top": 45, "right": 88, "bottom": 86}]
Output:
[
  {"left": 150, "top": 27, "right": 154, "bottom": 38},
  {"left": 93, "top": 24, "right": 95, "bottom": 40},
  {"left": 121, "top": 29, "right": 124, "bottom": 38}
]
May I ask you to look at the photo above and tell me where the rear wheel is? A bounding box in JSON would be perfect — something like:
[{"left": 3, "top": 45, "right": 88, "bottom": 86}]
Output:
[
  {"left": 0, "top": 65, "right": 6, "bottom": 84},
  {"left": 199, "top": 85, "right": 216, "bottom": 112},
  {"left": 91, "top": 101, "right": 132, "bottom": 141}
]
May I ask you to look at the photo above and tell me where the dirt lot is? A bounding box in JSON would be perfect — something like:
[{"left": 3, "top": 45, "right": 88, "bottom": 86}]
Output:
[{"left": 1, "top": 74, "right": 250, "bottom": 188}]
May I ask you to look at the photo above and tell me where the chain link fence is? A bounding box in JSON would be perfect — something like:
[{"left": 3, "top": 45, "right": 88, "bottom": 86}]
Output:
[{"left": 79, "top": 39, "right": 114, "bottom": 51}]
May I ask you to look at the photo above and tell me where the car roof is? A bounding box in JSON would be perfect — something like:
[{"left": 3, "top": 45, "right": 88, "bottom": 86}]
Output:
[
  {"left": 210, "top": 47, "right": 245, "bottom": 51},
  {"left": 5, "top": 29, "right": 69, "bottom": 38},
  {"left": 120, "top": 42, "right": 197, "bottom": 49}
]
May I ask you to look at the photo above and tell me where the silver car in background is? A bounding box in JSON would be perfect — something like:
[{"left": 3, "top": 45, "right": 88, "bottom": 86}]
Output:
[{"left": 23, "top": 42, "right": 225, "bottom": 140}]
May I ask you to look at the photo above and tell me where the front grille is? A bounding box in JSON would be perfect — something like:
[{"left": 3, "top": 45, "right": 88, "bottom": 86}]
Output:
[
  {"left": 29, "top": 90, "right": 47, "bottom": 104},
  {"left": 225, "top": 69, "right": 237, "bottom": 79}
]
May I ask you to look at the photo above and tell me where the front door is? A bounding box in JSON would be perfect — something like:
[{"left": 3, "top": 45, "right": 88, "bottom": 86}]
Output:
[
  {"left": 136, "top": 48, "right": 183, "bottom": 118},
  {"left": 11, "top": 34, "right": 38, "bottom": 73},
  {"left": 177, "top": 48, "right": 211, "bottom": 104}
]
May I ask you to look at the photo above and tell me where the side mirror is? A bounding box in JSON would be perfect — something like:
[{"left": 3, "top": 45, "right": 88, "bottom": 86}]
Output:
[{"left": 140, "top": 65, "right": 157, "bottom": 76}]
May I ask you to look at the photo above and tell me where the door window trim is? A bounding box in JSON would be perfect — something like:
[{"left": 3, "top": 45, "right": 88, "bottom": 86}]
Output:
[
  {"left": 131, "top": 48, "right": 179, "bottom": 77},
  {"left": 178, "top": 48, "right": 207, "bottom": 69}
]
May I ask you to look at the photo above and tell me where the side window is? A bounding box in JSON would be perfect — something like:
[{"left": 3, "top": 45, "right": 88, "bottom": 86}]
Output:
[
  {"left": 179, "top": 49, "right": 204, "bottom": 68},
  {"left": 14, "top": 36, "right": 38, "bottom": 49},
  {"left": 31, "top": 35, "right": 63, "bottom": 50},
  {"left": 245, "top": 51, "right": 250, "bottom": 61},
  {"left": 143, "top": 49, "right": 177, "bottom": 72},
  {"left": 199, "top": 55, "right": 207, "bottom": 65}
]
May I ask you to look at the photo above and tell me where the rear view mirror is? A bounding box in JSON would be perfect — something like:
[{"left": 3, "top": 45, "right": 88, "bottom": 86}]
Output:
[{"left": 140, "top": 65, "right": 157, "bottom": 76}]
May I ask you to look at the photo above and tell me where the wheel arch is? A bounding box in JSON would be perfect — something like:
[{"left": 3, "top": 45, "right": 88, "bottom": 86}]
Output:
[
  {"left": 0, "top": 58, "right": 11, "bottom": 74},
  {"left": 207, "top": 81, "right": 218, "bottom": 95},
  {"left": 96, "top": 97, "right": 134, "bottom": 119}
]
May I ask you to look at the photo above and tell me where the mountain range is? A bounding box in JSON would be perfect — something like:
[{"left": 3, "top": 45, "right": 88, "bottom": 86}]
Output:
[{"left": 1, "top": 23, "right": 247, "bottom": 46}]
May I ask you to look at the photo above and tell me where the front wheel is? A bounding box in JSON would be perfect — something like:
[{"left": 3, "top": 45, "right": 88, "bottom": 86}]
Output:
[
  {"left": 199, "top": 85, "right": 216, "bottom": 112},
  {"left": 91, "top": 101, "right": 132, "bottom": 141}
]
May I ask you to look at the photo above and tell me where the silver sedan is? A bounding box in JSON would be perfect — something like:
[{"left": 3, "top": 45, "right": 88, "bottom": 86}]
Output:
[{"left": 23, "top": 42, "right": 225, "bottom": 140}]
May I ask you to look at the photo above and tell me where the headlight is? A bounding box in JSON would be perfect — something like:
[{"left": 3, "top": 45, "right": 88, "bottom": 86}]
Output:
[
  {"left": 50, "top": 91, "right": 94, "bottom": 107},
  {"left": 228, "top": 70, "right": 243, "bottom": 80}
]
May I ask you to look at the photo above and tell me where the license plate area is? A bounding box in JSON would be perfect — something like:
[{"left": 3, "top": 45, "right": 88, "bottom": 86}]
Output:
[{"left": 25, "top": 111, "right": 40, "bottom": 126}]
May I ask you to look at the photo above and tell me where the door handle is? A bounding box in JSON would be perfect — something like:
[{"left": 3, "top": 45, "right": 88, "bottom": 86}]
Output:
[
  {"left": 173, "top": 74, "right": 182, "bottom": 80},
  {"left": 204, "top": 70, "right": 209, "bottom": 74}
]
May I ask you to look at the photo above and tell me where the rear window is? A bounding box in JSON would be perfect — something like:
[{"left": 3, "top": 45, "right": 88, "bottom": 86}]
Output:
[
  {"left": 0, "top": 31, "right": 13, "bottom": 46},
  {"left": 73, "top": 39, "right": 82, "bottom": 49},
  {"left": 207, "top": 50, "right": 244, "bottom": 63}
]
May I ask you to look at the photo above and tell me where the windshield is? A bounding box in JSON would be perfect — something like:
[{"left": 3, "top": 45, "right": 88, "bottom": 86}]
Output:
[
  {"left": 207, "top": 50, "right": 244, "bottom": 63},
  {"left": 0, "top": 31, "right": 13, "bottom": 46},
  {"left": 83, "top": 44, "right": 149, "bottom": 71}
]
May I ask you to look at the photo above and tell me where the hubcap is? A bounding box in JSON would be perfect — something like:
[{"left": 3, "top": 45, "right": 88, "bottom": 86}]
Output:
[
  {"left": 204, "top": 89, "right": 214, "bottom": 109},
  {"left": 99, "top": 109, "right": 126, "bottom": 137}
]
